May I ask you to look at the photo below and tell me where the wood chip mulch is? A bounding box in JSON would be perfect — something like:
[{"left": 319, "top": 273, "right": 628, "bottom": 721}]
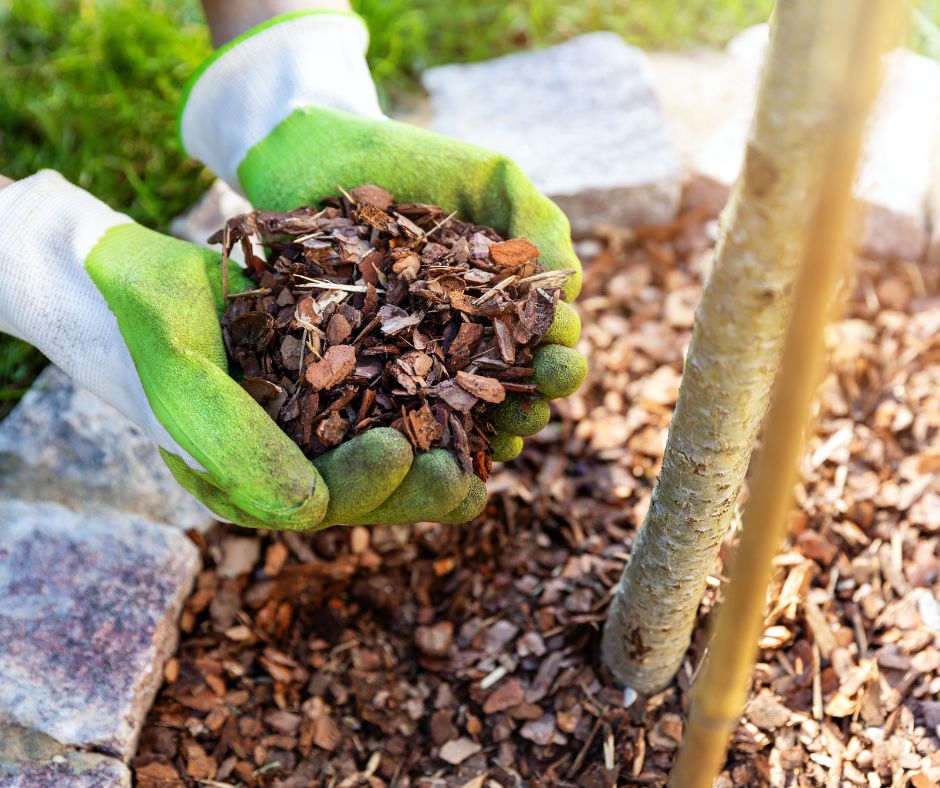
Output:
[
  {"left": 217, "top": 184, "right": 570, "bottom": 476},
  {"left": 134, "top": 204, "right": 940, "bottom": 787}
]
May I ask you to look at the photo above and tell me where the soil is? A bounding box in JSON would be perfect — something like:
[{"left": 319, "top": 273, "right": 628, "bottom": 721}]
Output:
[
  {"left": 217, "top": 185, "right": 570, "bottom": 477},
  {"left": 135, "top": 199, "right": 940, "bottom": 787}
]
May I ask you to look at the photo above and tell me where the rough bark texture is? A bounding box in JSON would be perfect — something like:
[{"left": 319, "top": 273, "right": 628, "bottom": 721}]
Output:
[{"left": 602, "top": 0, "right": 834, "bottom": 692}]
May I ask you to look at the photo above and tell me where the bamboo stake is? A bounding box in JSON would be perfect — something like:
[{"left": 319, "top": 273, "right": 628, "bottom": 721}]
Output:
[{"left": 669, "top": 2, "right": 902, "bottom": 785}]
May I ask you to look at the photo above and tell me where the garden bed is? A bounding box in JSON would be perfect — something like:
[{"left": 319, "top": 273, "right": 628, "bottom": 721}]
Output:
[{"left": 135, "top": 209, "right": 940, "bottom": 787}]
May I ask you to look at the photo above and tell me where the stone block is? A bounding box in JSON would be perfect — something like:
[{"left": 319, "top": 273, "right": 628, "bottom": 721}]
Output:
[
  {"left": 0, "top": 500, "right": 200, "bottom": 760},
  {"left": 422, "top": 32, "right": 682, "bottom": 235},
  {"left": 927, "top": 112, "right": 940, "bottom": 269},
  {"left": 0, "top": 725, "right": 129, "bottom": 788},
  {"left": 647, "top": 48, "right": 749, "bottom": 179},
  {"left": 657, "top": 24, "right": 940, "bottom": 261},
  {"left": 855, "top": 48, "right": 940, "bottom": 261},
  {"left": 0, "top": 366, "right": 215, "bottom": 532},
  {"left": 648, "top": 32, "right": 764, "bottom": 216}
]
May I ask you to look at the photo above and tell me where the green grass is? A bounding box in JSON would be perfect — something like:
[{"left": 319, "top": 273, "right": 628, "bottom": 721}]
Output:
[
  {"left": 359, "top": 0, "right": 776, "bottom": 104},
  {"left": 0, "top": 0, "right": 217, "bottom": 414},
  {"left": 0, "top": 0, "right": 214, "bottom": 227},
  {"left": 914, "top": 0, "right": 940, "bottom": 60},
  {"left": 1, "top": 0, "right": 938, "bottom": 416},
  {"left": 0, "top": 338, "right": 46, "bottom": 418}
]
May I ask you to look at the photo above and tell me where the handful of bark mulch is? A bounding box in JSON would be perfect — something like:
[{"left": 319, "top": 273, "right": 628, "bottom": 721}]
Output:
[{"left": 215, "top": 184, "right": 572, "bottom": 479}]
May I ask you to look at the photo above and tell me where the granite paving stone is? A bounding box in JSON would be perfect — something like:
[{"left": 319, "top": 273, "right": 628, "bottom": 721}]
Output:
[
  {"left": 422, "top": 32, "right": 682, "bottom": 235},
  {"left": 0, "top": 366, "right": 215, "bottom": 532},
  {"left": 668, "top": 24, "right": 940, "bottom": 261},
  {"left": 0, "top": 725, "right": 130, "bottom": 788},
  {"left": 0, "top": 500, "right": 200, "bottom": 760}
]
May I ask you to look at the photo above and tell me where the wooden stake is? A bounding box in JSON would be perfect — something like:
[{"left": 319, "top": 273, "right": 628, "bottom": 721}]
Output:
[{"left": 669, "top": 1, "right": 902, "bottom": 785}]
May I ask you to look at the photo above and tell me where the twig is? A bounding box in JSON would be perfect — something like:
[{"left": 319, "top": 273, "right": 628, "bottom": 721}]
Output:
[
  {"left": 516, "top": 269, "right": 577, "bottom": 288},
  {"left": 294, "top": 276, "right": 382, "bottom": 294},
  {"left": 473, "top": 275, "right": 517, "bottom": 306},
  {"left": 426, "top": 210, "right": 458, "bottom": 238},
  {"left": 298, "top": 327, "right": 308, "bottom": 378},
  {"left": 337, "top": 183, "right": 356, "bottom": 204},
  {"left": 351, "top": 316, "right": 381, "bottom": 349},
  {"left": 226, "top": 287, "right": 271, "bottom": 299},
  {"left": 221, "top": 224, "right": 231, "bottom": 300},
  {"left": 568, "top": 715, "right": 604, "bottom": 777}
]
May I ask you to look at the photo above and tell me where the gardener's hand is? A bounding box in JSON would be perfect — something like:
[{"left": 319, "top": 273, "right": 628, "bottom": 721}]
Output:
[
  {"left": 0, "top": 171, "right": 482, "bottom": 529},
  {"left": 179, "top": 11, "right": 587, "bottom": 512}
]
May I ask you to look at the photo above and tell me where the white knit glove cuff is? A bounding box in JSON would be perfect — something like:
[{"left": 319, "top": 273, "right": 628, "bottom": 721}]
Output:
[
  {"left": 0, "top": 170, "right": 195, "bottom": 463},
  {"left": 180, "top": 12, "right": 384, "bottom": 191}
]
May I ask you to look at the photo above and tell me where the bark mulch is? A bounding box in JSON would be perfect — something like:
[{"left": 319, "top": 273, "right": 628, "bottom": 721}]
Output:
[
  {"left": 217, "top": 184, "right": 568, "bottom": 475},
  {"left": 134, "top": 204, "right": 940, "bottom": 787}
]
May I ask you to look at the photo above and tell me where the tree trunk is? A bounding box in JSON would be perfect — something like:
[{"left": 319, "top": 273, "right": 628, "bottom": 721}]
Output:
[
  {"left": 670, "top": 3, "right": 898, "bottom": 782},
  {"left": 602, "top": 0, "right": 841, "bottom": 692}
]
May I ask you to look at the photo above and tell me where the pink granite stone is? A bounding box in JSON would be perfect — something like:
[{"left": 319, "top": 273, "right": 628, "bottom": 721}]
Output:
[{"left": 0, "top": 500, "right": 200, "bottom": 760}]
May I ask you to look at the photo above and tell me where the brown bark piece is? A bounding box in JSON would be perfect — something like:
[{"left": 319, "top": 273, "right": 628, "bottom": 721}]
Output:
[
  {"left": 316, "top": 411, "right": 349, "bottom": 447},
  {"left": 349, "top": 183, "right": 394, "bottom": 209},
  {"left": 326, "top": 313, "right": 352, "bottom": 346},
  {"left": 456, "top": 371, "right": 506, "bottom": 404},
  {"left": 406, "top": 404, "right": 444, "bottom": 451},
  {"left": 357, "top": 202, "right": 398, "bottom": 234},
  {"left": 305, "top": 345, "right": 356, "bottom": 391},
  {"left": 489, "top": 238, "right": 539, "bottom": 267}
]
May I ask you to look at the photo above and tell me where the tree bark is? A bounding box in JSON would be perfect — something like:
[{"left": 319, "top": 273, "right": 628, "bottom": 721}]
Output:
[
  {"left": 670, "top": 3, "right": 898, "bottom": 782},
  {"left": 602, "top": 0, "right": 841, "bottom": 692}
]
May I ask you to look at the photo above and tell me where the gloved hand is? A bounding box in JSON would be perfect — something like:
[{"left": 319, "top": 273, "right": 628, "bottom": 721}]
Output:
[
  {"left": 179, "top": 11, "right": 588, "bottom": 485},
  {"left": 0, "top": 171, "right": 483, "bottom": 529}
]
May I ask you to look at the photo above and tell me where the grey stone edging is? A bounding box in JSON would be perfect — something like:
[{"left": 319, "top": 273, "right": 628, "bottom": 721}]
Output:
[
  {"left": 0, "top": 499, "right": 199, "bottom": 764},
  {"left": 0, "top": 725, "right": 130, "bottom": 788},
  {"left": 0, "top": 365, "right": 215, "bottom": 533}
]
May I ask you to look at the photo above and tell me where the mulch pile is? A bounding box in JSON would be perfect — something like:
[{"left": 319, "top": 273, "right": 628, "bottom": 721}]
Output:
[
  {"left": 217, "top": 184, "right": 569, "bottom": 476},
  {"left": 135, "top": 201, "right": 940, "bottom": 787}
]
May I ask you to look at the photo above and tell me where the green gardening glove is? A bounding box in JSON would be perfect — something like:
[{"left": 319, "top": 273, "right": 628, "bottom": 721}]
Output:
[
  {"left": 100, "top": 221, "right": 485, "bottom": 530},
  {"left": 180, "top": 11, "right": 587, "bottom": 524},
  {"left": 0, "top": 171, "right": 479, "bottom": 531}
]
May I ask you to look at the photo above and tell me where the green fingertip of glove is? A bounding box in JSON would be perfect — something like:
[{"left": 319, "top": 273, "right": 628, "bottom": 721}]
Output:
[
  {"left": 531, "top": 345, "right": 588, "bottom": 400},
  {"left": 314, "top": 428, "right": 413, "bottom": 525},
  {"left": 542, "top": 301, "right": 581, "bottom": 348},
  {"left": 439, "top": 477, "right": 488, "bottom": 524},
  {"left": 560, "top": 268, "right": 582, "bottom": 303},
  {"left": 161, "top": 449, "right": 328, "bottom": 530},
  {"left": 492, "top": 396, "right": 551, "bottom": 437},
  {"left": 355, "top": 449, "right": 472, "bottom": 524},
  {"left": 490, "top": 432, "right": 523, "bottom": 462}
]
